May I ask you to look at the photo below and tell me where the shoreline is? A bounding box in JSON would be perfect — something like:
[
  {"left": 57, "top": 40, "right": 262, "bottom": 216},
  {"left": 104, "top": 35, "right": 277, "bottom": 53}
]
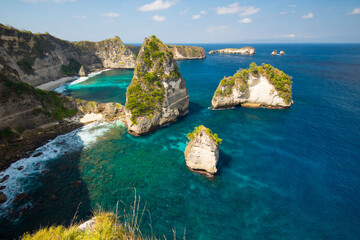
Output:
[{"left": 36, "top": 77, "right": 74, "bottom": 91}]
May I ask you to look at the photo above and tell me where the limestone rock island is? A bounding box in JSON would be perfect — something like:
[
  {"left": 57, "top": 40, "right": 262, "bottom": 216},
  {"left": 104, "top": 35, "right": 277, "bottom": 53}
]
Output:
[
  {"left": 279, "top": 50, "right": 285, "bottom": 55},
  {"left": 124, "top": 36, "right": 189, "bottom": 136},
  {"left": 212, "top": 62, "right": 293, "bottom": 109},
  {"left": 209, "top": 47, "right": 255, "bottom": 55},
  {"left": 185, "top": 125, "right": 222, "bottom": 175},
  {"left": 271, "top": 50, "right": 277, "bottom": 55}
]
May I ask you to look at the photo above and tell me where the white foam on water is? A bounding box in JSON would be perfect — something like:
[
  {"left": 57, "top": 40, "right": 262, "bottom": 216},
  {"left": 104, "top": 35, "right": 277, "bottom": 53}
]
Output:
[
  {"left": 69, "top": 69, "right": 110, "bottom": 86},
  {"left": 0, "top": 121, "right": 112, "bottom": 218}
]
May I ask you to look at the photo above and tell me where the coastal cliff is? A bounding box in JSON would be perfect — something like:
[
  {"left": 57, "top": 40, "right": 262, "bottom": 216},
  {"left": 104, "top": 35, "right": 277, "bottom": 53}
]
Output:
[
  {"left": 0, "top": 24, "right": 136, "bottom": 86},
  {"left": 124, "top": 36, "right": 189, "bottom": 136},
  {"left": 209, "top": 47, "right": 255, "bottom": 55},
  {"left": 126, "top": 44, "right": 206, "bottom": 60},
  {"left": 167, "top": 45, "right": 206, "bottom": 60},
  {"left": 212, "top": 62, "right": 292, "bottom": 109},
  {"left": 185, "top": 125, "right": 221, "bottom": 175}
]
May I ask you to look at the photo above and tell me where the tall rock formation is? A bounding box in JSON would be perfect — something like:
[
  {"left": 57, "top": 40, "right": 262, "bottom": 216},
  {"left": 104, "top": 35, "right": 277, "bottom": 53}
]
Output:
[
  {"left": 0, "top": 24, "right": 136, "bottom": 86},
  {"left": 185, "top": 125, "right": 222, "bottom": 175},
  {"left": 212, "top": 62, "right": 293, "bottom": 109},
  {"left": 124, "top": 36, "right": 189, "bottom": 136},
  {"left": 167, "top": 45, "right": 206, "bottom": 60},
  {"left": 78, "top": 65, "right": 86, "bottom": 76}
]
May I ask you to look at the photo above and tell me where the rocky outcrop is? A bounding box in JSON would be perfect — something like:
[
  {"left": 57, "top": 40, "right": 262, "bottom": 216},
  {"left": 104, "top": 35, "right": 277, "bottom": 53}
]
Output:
[
  {"left": 279, "top": 50, "right": 285, "bottom": 55},
  {"left": 184, "top": 125, "right": 221, "bottom": 175},
  {"left": 124, "top": 36, "right": 189, "bottom": 136},
  {"left": 209, "top": 47, "right": 255, "bottom": 55},
  {"left": 0, "top": 24, "right": 136, "bottom": 86},
  {"left": 78, "top": 65, "right": 86, "bottom": 76},
  {"left": 212, "top": 62, "right": 293, "bottom": 109},
  {"left": 167, "top": 45, "right": 206, "bottom": 60},
  {"left": 271, "top": 50, "right": 277, "bottom": 55}
]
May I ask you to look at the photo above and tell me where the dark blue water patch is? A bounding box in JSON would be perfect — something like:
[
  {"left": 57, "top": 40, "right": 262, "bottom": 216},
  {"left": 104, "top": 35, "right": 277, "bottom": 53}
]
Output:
[{"left": 1, "top": 44, "right": 360, "bottom": 239}]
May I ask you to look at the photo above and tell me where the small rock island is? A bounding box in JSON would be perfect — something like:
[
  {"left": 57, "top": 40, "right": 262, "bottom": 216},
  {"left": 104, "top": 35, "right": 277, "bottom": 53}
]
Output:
[
  {"left": 167, "top": 45, "right": 206, "bottom": 60},
  {"left": 212, "top": 62, "right": 293, "bottom": 109},
  {"left": 271, "top": 50, "right": 277, "bottom": 55},
  {"left": 209, "top": 47, "right": 255, "bottom": 55},
  {"left": 124, "top": 36, "right": 189, "bottom": 136},
  {"left": 185, "top": 125, "right": 222, "bottom": 176}
]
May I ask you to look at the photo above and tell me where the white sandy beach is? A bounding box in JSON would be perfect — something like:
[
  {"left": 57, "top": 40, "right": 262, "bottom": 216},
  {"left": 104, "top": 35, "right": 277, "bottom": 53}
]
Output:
[{"left": 36, "top": 77, "right": 74, "bottom": 91}]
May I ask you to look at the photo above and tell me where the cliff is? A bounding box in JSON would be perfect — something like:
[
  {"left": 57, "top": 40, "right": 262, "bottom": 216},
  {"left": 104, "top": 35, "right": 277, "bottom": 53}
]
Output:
[
  {"left": 167, "top": 45, "right": 206, "bottom": 60},
  {"left": 0, "top": 24, "right": 136, "bottom": 87},
  {"left": 212, "top": 62, "right": 292, "bottom": 109},
  {"left": 124, "top": 36, "right": 189, "bottom": 136},
  {"left": 0, "top": 51, "right": 124, "bottom": 170},
  {"left": 209, "top": 47, "right": 255, "bottom": 55},
  {"left": 185, "top": 125, "right": 221, "bottom": 175}
]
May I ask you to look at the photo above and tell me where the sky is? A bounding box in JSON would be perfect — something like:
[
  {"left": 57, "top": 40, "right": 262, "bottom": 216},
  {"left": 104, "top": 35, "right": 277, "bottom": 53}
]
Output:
[{"left": 0, "top": 0, "right": 360, "bottom": 43}]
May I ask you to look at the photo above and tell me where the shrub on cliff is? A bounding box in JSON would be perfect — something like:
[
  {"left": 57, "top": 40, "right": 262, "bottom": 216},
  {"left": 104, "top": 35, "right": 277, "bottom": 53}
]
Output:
[{"left": 187, "top": 125, "right": 222, "bottom": 145}]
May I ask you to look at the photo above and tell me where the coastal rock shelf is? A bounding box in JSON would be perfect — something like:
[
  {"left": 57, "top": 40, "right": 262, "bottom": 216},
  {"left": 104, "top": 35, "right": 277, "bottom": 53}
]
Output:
[
  {"left": 124, "top": 36, "right": 189, "bottom": 136},
  {"left": 212, "top": 62, "right": 292, "bottom": 109},
  {"left": 185, "top": 125, "right": 222, "bottom": 175},
  {"left": 167, "top": 45, "right": 206, "bottom": 60},
  {"left": 209, "top": 47, "right": 255, "bottom": 55}
]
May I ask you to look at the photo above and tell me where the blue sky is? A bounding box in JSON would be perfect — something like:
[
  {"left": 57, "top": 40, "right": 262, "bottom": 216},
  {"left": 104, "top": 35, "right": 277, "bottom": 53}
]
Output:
[{"left": 0, "top": 0, "right": 360, "bottom": 43}]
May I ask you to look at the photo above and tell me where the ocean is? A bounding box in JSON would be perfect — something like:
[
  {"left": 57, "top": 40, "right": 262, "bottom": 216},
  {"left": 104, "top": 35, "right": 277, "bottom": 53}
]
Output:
[{"left": 1, "top": 43, "right": 360, "bottom": 239}]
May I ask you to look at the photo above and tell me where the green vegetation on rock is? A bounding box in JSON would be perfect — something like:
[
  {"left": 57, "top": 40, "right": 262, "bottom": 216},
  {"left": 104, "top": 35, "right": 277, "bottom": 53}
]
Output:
[
  {"left": 215, "top": 69, "right": 249, "bottom": 97},
  {"left": 187, "top": 125, "right": 222, "bottom": 145},
  {"left": 60, "top": 58, "right": 81, "bottom": 76},
  {"left": 125, "top": 35, "right": 181, "bottom": 124},
  {"left": 214, "top": 62, "right": 292, "bottom": 104}
]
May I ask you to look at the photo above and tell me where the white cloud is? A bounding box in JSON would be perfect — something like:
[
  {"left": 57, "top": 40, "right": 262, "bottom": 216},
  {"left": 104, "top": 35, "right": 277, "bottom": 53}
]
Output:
[
  {"left": 347, "top": 8, "right": 360, "bottom": 15},
  {"left": 216, "top": 3, "right": 260, "bottom": 17},
  {"left": 302, "top": 13, "right": 314, "bottom": 19},
  {"left": 73, "top": 15, "right": 87, "bottom": 19},
  {"left": 280, "top": 11, "right": 288, "bottom": 15},
  {"left": 179, "top": 9, "right": 188, "bottom": 15},
  {"left": 288, "top": 5, "right": 297, "bottom": 7},
  {"left": 152, "top": 15, "right": 167, "bottom": 22},
  {"left": 239, "top": 6, "right": 260, "bottom": 17},
  {"left": 138, "top": 0, "right": 178, "bottom": 12},
  {"left": 206, "top": 25, "right": 230, "bottom": 33},
  {"left": 238, "top": 18, "right": 252, "bottom": 23},
  {"left": 101, "top": 13, "right": 120, "bottom": 18},
  {"left": 192, "top": 14, "right": 201, "bottom": 20},
  {"left": 200, "top": 10, "right": 207, "bottom": 15},
  {"left": 21, "top": 0, "right": 75, "bottom": 2},
  {"left": 283, "top": 34, "right": 296, "bottom": 38}
]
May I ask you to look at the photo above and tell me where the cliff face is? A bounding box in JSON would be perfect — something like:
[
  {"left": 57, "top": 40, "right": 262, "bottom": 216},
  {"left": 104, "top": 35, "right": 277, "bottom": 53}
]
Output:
[
  {"left": 212, "top": 63, "right": 292, "bottom": 109},
  {"left": 209, "top": 47, "right": 255, "bottom": 55},
  {"left": 185, "top": 125, "right": 221, "bottom": 175},
  {"left": 0, "top": 24, "right": 136, "bottom": 86},
  {"left": 124, "top": 36, "right": 189, "bottom": 136},
  {"left": 0, "top": 72, "right": 124, "bottom": 171},
  {"left": 167, "top": 45, "right": 206, "bottom": 60}
]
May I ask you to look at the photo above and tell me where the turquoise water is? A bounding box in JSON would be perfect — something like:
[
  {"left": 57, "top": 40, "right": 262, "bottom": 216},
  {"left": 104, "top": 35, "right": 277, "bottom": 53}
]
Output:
[{"left": 1, "top": 44, "right": 360, "bottom": 239}]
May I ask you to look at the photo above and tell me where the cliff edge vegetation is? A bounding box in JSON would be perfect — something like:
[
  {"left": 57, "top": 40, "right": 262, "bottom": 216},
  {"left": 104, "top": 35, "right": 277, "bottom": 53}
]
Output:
[
  {"left": 125, "top": 35, "right": 189, "bottom": 136},
  {"left": 212, "top": 62, "right": 292, "bottom": 109}
]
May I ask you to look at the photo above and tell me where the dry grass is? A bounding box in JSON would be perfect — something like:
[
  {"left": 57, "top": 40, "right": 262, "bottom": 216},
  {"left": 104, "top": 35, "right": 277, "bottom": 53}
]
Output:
[{"left": 20, "top": 191, "right": 185, "bottom": 240}]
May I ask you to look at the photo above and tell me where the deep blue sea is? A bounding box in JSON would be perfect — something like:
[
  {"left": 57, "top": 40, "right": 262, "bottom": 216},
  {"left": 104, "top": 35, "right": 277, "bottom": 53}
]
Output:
[{"left": 1, "top": 44, "right": 360, "bottom": 240}]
